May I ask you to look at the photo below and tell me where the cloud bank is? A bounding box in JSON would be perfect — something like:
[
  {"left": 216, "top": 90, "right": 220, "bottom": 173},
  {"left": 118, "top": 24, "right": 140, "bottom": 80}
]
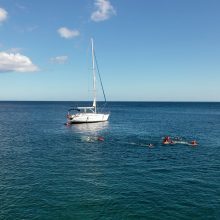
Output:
[
  {"left": 0, "top": 52, "right": 38, "bottom": 73},
  {"left": 50, "top": 56, "right": 68, "bottom": 64},
  {"left": 91, "top": 0, "right": 116, "bottom": 22},
  {"left": 57, "top": 27, "right": 80, "bottom": 39},
  {"left": 0, "top": 7, "right": 8, "bottom": 23}
]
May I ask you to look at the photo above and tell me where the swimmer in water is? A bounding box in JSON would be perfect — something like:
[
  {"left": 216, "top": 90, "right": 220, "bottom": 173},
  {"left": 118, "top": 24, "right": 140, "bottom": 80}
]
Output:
[
  {"left": 81, "top": 136, "right": 104, "bottom": 143},
  {"left": 163, "top": 136, "right": 171, "bottom": 145},
  {"left": 97, "top": 136, "right": 104, "bottom": 141},
  {"left": 190, "top": 140, "right": 198, "bottom": 146}
]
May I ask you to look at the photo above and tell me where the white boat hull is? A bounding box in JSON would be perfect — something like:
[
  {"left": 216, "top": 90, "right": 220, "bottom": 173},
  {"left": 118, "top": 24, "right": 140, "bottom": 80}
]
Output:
[{"left": 68, "top": 113, "right": 109, "bottom": 124}]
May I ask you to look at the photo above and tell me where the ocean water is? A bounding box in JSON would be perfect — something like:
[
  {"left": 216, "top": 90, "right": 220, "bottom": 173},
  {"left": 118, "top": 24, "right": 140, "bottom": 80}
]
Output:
[{"left": 0, "top": 101, "right": 220, "bottom": 220}]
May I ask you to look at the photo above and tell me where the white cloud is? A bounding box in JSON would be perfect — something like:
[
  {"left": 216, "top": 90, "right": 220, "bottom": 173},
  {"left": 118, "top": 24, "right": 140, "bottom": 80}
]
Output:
[
  {"left": 50, "top": 56, "right": 68, "bottom": 64},
  {"left": 0, "top": 7, "right": 8, "bottom": 23},
  {"left": 57, "top": 27, "right": 80, "bottom": 39},
  {"left": 0, "top": 52, "right": 39, "bottom": 73},
  {"left": 91, "top": 0, "right": 116, "bottom": 22}
]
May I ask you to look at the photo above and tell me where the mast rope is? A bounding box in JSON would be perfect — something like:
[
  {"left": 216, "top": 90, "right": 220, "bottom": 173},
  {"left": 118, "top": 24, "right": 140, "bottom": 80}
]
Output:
[{"left": 94, "top": 50, "right": 107, "bottom": 110}]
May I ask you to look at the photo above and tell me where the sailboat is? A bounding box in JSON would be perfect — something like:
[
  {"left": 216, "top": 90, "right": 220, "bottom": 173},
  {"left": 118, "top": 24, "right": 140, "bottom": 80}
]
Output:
[{"left": 66, "top": 38, "right": 110, "bottom": 124}]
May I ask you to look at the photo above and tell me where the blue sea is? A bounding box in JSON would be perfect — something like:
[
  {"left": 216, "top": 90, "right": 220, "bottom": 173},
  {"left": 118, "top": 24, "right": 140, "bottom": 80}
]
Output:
[{"left": 0, "top": 101, "right": 220, "bottom": 219}]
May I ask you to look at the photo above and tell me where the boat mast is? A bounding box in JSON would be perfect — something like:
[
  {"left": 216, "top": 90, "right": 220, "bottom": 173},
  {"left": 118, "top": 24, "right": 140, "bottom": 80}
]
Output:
[{"left": 91, "top": 38, "right": 97, "bottom": 113}]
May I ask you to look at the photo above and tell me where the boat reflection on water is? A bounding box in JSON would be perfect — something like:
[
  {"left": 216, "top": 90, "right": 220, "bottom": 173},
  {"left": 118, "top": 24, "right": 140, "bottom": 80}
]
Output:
[{"left": 70, "top": 121, "right": 109, "bottom": 134}]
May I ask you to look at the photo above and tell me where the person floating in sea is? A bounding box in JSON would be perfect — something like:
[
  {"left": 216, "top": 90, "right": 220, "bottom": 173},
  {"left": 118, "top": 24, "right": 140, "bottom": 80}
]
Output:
[
  {"left": 81, "top": 136, "right": 105, "bottom": 143},
  {"left": 162, "top": 136, "right": 171, "bottom": 145},
  {"left": 162, "top": 136, "right": 198, "bottom": 147},
  {"left": 97, "top": 136, "right": 104, "bottom": 141},
  {"left": 189, "top": 140, "right": 198, "bottom": 146},
  {"left": 148, "top": 143, "right": 154, "bottom": 148}
]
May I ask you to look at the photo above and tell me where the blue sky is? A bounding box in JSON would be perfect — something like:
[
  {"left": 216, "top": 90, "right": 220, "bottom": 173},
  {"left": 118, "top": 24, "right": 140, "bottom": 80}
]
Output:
[{"left": 0, "top": 0, "right": 220, "bottom": 101}]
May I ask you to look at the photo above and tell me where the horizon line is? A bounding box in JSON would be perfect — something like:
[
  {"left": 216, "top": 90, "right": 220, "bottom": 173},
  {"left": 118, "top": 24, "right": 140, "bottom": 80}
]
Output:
[{"left": 0, "top": 100, "right": 219, "bottom": 103}]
